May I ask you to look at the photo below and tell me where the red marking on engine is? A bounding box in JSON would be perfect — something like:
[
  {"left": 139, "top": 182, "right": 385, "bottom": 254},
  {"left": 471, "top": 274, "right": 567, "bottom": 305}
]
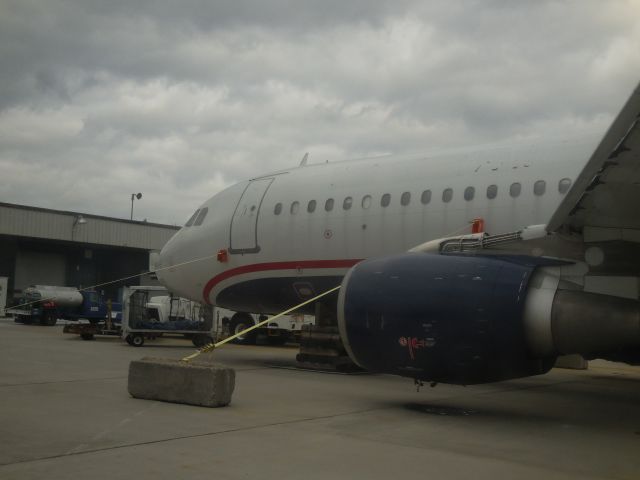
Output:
[{"left": 399, "top": 336, "right": 435, "bottom": 360}]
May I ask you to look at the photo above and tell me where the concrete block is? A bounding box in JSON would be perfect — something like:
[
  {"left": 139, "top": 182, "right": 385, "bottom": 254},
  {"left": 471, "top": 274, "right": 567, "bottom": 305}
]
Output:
[
  {"left": 128, "top": 356, "right": 235, "bottom": 407},
  {"left": 554, "top": 354, "right": 588, "bottom": 370}
]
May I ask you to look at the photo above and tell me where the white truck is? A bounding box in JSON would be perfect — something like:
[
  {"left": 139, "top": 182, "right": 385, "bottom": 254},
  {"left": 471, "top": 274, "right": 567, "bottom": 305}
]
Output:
[{"left": 215, "top": 308, "right": 314, "bottom": 345}]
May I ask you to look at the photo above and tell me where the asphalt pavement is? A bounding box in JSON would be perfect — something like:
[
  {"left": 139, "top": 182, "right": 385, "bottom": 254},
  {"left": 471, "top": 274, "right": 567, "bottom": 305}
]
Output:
[{"left": 0, "top": 317, "right": 639, "bottom": 480}]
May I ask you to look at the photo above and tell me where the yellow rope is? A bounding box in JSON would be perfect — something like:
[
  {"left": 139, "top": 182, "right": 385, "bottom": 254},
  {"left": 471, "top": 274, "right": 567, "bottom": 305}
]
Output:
[{"left": 181, "top": 285, "right": 342, "bottom": 362}]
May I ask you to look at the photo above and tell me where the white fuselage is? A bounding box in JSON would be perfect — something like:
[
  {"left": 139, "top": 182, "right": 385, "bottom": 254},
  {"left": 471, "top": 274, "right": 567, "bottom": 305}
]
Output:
[{"left": 157, "top": 137, "right": 594, "bottom": 313}]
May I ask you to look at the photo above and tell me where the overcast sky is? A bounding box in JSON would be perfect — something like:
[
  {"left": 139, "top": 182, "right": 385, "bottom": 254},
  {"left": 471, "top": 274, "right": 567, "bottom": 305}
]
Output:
[{"left": 0, "top": 1, "right": 638, "bottom": 225}]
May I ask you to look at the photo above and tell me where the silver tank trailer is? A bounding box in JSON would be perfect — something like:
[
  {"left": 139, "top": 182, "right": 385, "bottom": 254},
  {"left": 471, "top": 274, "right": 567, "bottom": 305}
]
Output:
[{"left": 24, "top": 285, "right": 83, "bottom": 308}]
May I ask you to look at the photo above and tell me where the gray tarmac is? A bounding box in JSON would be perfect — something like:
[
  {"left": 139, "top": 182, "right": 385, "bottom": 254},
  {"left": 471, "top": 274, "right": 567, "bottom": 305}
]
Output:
[{"left": 0, "top": 316, "right": 639, "bottom": 480}]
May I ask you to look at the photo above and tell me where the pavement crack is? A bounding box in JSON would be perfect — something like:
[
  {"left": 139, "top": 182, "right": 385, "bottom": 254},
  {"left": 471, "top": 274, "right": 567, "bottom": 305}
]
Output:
[
  {"left": 0, "top": 376, "right": 127, "bottom": 388},
  {"left": 0, "top": 407, "right": 382, "bottom": 468}
]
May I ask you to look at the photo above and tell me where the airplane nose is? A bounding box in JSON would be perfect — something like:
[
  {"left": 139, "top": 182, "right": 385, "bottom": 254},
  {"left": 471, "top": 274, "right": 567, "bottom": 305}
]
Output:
[
  {"left": 156, "top": 223, "right": 223, "bottom": 303},
  {"left": 156, "top": 185, "right": 243, "bottom": 302},
  {"left": 156, "top": 230, "right": 201, "bottom": 300},
  {"left": 156, "top": 235, "right": 179, "bottom": 292}
]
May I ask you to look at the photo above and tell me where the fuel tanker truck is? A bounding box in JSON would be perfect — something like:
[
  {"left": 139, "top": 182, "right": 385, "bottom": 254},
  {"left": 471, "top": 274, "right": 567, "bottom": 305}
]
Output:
[{"left": 9, "top": 285, "right": 108, "bottom": 326}]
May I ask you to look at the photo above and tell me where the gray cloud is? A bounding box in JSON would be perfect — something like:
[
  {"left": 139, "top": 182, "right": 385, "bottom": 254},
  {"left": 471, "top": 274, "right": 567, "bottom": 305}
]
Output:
[{"left": 0, "top": 0, "right": 638, "bottom": 224}]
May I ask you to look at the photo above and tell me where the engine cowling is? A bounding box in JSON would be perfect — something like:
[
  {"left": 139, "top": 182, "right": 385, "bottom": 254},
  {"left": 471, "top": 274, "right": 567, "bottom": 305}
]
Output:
[{"left": 337, "top": 253, "right": 556, "bottom": 385}]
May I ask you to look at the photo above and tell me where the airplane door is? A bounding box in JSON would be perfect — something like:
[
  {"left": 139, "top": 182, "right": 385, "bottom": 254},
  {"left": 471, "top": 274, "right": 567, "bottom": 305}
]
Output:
[{"left": 229, "top": 177, "right": 274, "bottom": 254}]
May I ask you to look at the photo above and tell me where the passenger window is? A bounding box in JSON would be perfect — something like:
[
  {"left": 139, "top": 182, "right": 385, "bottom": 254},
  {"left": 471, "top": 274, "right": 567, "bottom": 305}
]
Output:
[
  {"left": 400, "top": 192, "right": 411, "bottom": 206},
  {"left": 421, "top": 190, "right": 431, "bottom": 205},
  {"left": 194, "top": 207, "right": 208, "bottom": 226},
  {"left": 290, "top": 201, "right": 300, "bottom": 214},
  {"left": 510, "top": 182, "right": 521, "bottom": 198},
  {"left": 307, "top": 200, "right": 316, "bottom": 213},
  {"left": 185, "top": 209, "right": 199, "bottom": 226},
  {"left": 486, "top": 185, "right": 498, "bottom": 199},
  {"left": 325, "top": 198, "right": 334, "bottom": 212},
  {"left": 381, "top": 193, "right": 391, "bottom": 207},
  {"left": 362, "top": 195, "right": 372, "bottom": 209},
  {"left": 442, "top": 188, "right": 453, "bottom": 203},
  {"left": 464, "top": 186, "right": 475, "bottom": 201},
  {"left": 274, "top": 203, "right": 282, "bottom": 215},
  {"left": 534, "top": 180, "right": 546, "bottom": 196},
  {"left": 343, "top": 197, "right": 353, "bottom": 210},
  {"left": 559, "top": 178, "right": 572, "bottom": 194}
]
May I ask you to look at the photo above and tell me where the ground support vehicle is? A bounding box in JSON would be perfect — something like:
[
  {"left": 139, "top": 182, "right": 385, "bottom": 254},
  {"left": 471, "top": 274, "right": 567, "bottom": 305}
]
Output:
[
  {"left": 63, "top": 322, "right": 121, "bottom": 340},
  {"left": 8, "top": 285, "right": 109, "bottom": 326},
  {"left": 121, "top": 286, "right": 214, "bottom": 347},
  {"left": 62, "top": 307, "right": 122, "bottom": 340},
  {"left": 215, "top": 308, "right": 314, "bottom": 345},
  {"left": 295, "top": 302, "right": 361, "bottom": 372},
  {"left": 215, "top": 307, "right": 355, "bottom": 371},
  {"left": 296, "top": 324, "right": 360, "bottom": 371}
]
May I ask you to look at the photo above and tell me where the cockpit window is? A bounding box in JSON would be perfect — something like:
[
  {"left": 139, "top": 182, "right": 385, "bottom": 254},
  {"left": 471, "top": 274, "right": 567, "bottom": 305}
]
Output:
[
  {"left": 185, "top": 209, "right": 200, "bottom": 227},
  {"left": 194, "top": 207, "right": 208, "bottom": 226}
]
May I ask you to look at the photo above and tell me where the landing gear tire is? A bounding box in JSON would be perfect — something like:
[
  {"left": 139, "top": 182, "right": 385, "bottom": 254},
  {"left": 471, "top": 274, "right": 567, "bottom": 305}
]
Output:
[
  {"left": 229, "top": 314, "right": 256, "bottom": 345},
  {"left": 131, "top": 334, "right": 145, "bottom": 347}
]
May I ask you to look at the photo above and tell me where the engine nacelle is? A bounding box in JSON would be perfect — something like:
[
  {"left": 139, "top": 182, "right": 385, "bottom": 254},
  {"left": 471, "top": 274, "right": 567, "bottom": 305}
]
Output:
[{"left": 337, "top": 254, "right": 556, "bottom": 385}]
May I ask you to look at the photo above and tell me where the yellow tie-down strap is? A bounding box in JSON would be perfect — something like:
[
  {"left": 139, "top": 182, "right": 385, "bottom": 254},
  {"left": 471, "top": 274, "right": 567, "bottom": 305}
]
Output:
[{"left": 181, "top": 285, "right": 341, "bottom": 363}]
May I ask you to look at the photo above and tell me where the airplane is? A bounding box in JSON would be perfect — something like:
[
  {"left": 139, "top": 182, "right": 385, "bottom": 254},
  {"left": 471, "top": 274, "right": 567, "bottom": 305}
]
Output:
[{"left": 157, "top": 81, "right": 640, "bottom": 385}]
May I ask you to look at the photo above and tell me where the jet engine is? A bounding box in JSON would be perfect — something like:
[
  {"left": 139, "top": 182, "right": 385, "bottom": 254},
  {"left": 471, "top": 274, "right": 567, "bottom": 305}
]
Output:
[{"left": 337, "top": 253, "right": 640, "bottom": 385}]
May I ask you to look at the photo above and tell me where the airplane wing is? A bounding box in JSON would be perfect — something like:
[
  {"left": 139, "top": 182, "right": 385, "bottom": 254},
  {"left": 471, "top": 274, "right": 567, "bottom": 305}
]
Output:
[{"left": 546, "top": 82, "right": 640, "bottom": 239}]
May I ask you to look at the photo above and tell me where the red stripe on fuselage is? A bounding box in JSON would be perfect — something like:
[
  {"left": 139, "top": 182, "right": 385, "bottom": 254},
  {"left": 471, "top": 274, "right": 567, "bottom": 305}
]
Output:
[{"left": 202, "top": 259, "right": 362, "bottom": 304}]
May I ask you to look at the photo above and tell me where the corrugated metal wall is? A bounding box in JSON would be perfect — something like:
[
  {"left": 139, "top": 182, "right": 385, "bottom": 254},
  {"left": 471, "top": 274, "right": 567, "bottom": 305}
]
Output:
[
  {"left": 0, "top": 203, "right": 179, "bottom": 250},
  {"left": 14, "top": 250, "right": 66, "bottom": 290}
]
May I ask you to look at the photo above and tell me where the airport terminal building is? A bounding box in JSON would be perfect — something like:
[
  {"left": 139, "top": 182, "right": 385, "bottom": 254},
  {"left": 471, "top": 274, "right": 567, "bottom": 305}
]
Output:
[{"left": 0, "top": 202, "right": 180, "bottom": 304}]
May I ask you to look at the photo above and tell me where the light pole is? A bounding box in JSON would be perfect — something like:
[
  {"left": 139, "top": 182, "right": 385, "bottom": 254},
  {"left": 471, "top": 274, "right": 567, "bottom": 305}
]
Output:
[
  {"left": 130, "top": 192, "right": 142, "bottom": 220},
  {"left": 71, "top": 214, "right": 87, "bottom": 240}
]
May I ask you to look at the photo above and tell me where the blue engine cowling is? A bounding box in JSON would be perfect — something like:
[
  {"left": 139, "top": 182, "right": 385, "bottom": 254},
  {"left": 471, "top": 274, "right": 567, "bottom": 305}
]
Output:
[{"left": 337, "top": 253, "right": 556, "bottom": 385}]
